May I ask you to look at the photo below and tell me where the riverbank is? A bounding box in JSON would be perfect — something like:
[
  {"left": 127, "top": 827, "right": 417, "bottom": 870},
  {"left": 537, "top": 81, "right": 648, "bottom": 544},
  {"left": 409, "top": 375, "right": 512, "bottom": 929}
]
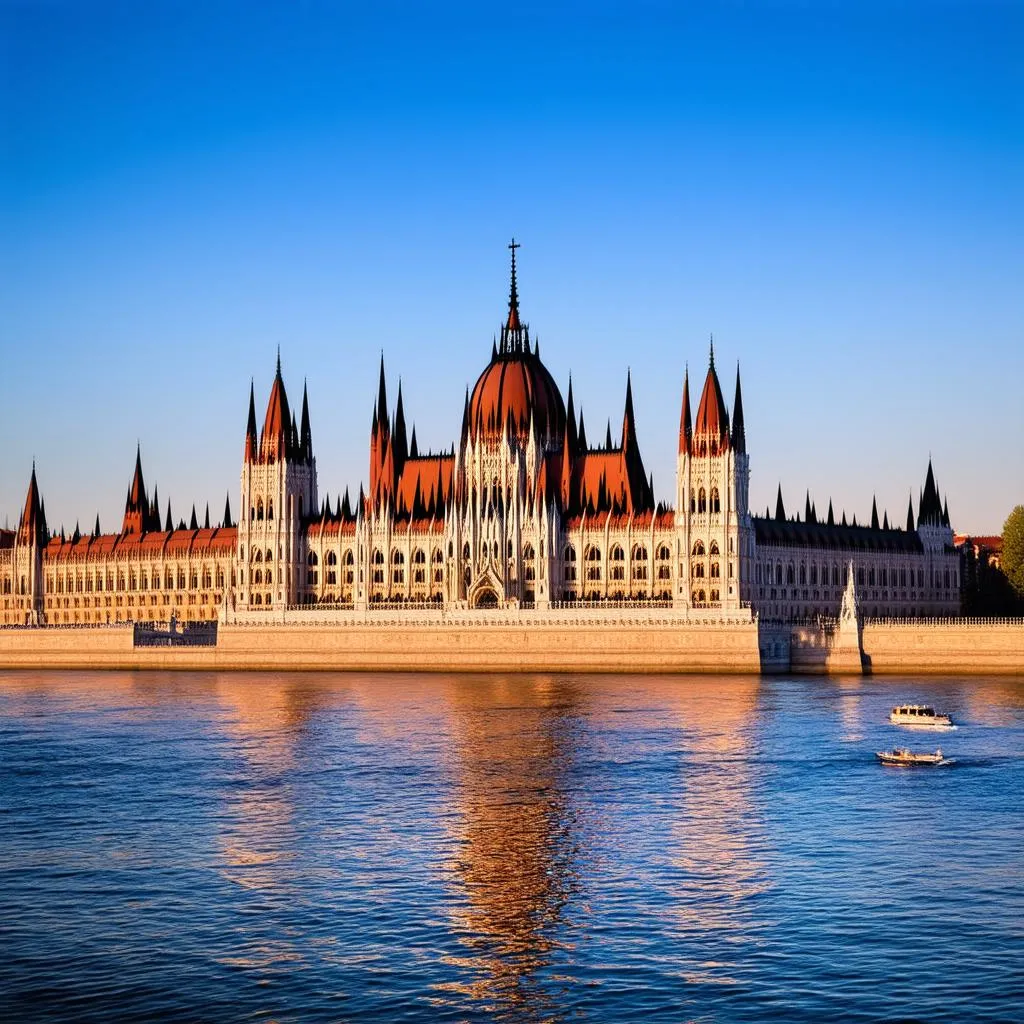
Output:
[{"left": 1, "top": 615, "right": 1022, "bottom": 674}]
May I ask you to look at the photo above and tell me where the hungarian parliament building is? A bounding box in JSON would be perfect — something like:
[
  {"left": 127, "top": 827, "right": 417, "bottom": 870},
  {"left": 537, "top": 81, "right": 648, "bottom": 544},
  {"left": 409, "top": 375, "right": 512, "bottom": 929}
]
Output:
[{"left": 1, "top": 245, "right": 960, "bottom": 627}]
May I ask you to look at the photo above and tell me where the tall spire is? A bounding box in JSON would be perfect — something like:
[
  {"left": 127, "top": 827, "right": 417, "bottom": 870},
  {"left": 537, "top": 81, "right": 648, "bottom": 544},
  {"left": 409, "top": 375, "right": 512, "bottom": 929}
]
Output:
[
  {"left": 709, "top": 334, "right": 715, "bottom": 370},
  {"left": 203, "top": 503, "right": 211, "bottom": 530},
  {"left": 507, "top": 237, "right": 521, "bottom": 333},
  {"left": 245, "top": 380, "right": 258, "bottom": 462},
  {"left": 775, "top": 484, "right": 786, "bottom": 522},
  {"left": 871, "top": 495, "right": 880, "bottom": 530},
  {"left": 679, "top": 365, "right": 692, "bottom": 455},
  {"left": 223, "top": 492, "right": 233, "bottom": 529},
  {"left": 376, "top": 354, "right": 388, "bottom": 437},
  {"left": 621, "top": 369, "right": 636, "bottom": 449},
  {"left": 275, "top": 345, "right": 281, "bottom": 378},
  {"left": 121, "top": 444, "right": 149, "bottom": 535},
  {"left": 731, "top": 363, "right": 746, "bottom": 454},
  {"left": 565, "top": 375, "right": 578, "bottom": 453},
  {"left": 18, "top": 463, "right": 46, "bottom": 547},
  {"left": 300, "top": 380, "right": 312, "bottom": 463}
]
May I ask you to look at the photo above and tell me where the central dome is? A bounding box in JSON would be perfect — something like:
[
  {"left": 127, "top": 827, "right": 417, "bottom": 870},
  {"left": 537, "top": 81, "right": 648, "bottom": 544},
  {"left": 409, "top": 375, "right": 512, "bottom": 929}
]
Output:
[
  {"left": 469, "top": 348, "right": 566, "bottom": 445},
  {"left": 467, "top": 241, "right": 566, "bottom": 445}
]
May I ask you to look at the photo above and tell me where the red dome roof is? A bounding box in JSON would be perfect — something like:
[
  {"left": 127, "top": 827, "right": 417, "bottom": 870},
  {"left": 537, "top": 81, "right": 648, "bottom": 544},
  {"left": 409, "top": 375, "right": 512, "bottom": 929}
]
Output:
[{"left": 468, "top": 350, "right": 566, "bottom": 445}]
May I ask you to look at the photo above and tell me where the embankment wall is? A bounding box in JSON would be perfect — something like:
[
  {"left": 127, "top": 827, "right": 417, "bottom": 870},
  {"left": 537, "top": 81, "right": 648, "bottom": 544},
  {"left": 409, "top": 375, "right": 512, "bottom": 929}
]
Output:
[{"left": 1, "top": 618, "right": 1020, "bottom": 674}]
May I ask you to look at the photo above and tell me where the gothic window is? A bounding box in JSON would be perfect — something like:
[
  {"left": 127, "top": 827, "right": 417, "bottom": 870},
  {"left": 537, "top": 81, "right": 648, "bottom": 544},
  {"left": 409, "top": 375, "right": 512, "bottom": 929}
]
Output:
[
  {"left": 326, "top": 551, "right": 337, "bottom": 566},
  {"left": 833, "top": 565, "right": 840, "bottom": 587},
  {"left": 432, "top": 549, "right": 443, "bottom": 564},
  {"left": 202, "top": 569, "right": 212, "bottom": 588},
  {"left": 266, "top": 548, "right": 273, "bottom": 562},
  {"left": 392, "top": 550, "right": 405, "bottom": 565},
  {"left": 253, "top": 549, "right": 262, "bottom": 562},
  {"left": 414, "top": 569, "right": 425, "bottom": 583},
  {"left": 308, "top": 552, "right": 318, "bottom": 566},
  {"left": 693, "top": 563, "right": 705, "bottom": 578},
  {"left": 433, "top": 569, "right": 443, "bottom": 584},
  {"left": 709, "top": 541, "right": 719, "bottom": 556},
  {"left": 564, "top": 545, "right": 577, "bottom": 562},
  {"left": 267, "top": 501, "right": 274, "bottom": 520},
  {"left": 344, "top": 550, "right": 354, "bottom": 565},
  {"left": 810, "top": 566, "right": 818, "bottom": 585},
  {"left": 254, "top": 569, "right": 263, "bottom": 584},
  {"left": 657, "top": 566, "right": 670, "bottom": 579},
  {"left": 564, "top": 564, "right": 577, "bottom": 582},
  {"left": 799, "top": 565, "right": 806, "bottom": 585},
  {"left": 858, "top": 568, "right": 865, "bottom": 586},
  {"left": 257, "top": 499, "right": 264, "bottom": 521},
  {"left": 657, "top": 545, "right": 670, "bottom": 561},
  {"left": 216, "top": 570, "right": 225, "bottom": 588},
  {"left": 710, "top": 589, "right": 720, "bottom": 603},
  {"left": 868, "top": 568, "right": 875, "bottom": 586},
  {"left": 692, "top": 541, "right": 705, "bottom": 557},
  {"left": 632, "top": 545, "right": 648, "bottom": 562},
  {"left": 586, "top": 566, "right": 602, "bottom": 581},
  {"left": 372, "top": 549, "right": 385, "bottom": 565},
  {"left": 710, "top": 562, "right": 720, "bottom": 579},
  {"left": 777, "top": 564, "right": 784, "bottom": 586},
  {"left": 413, "top": 549, "right": 426, "bottom": 565},
  {"left": 786, "top": 565, "right": 794, "bottom": 585},
  {"left": 698, "top": 488, "right": 707, "bottom": 514},
  {"left": 611, "top": 565, "right": 624, "bottom": 581},
  {"left": 523, "top": 543, "right": 535, "bottom": 561},
  {"left": 711, "top": 488, "right": 720, "bottom": 513},
  {"left": 610, "top": 545, "right": 624, "bottom": 562},
  {"left": 373, "top": 569, "right": 384, "bottom": 584},
  {"left": 690, "top": 495, "right": 696, "bottom": 513},
  {"left": 462, "top": 543, "right": 471, "bottom": 560}
]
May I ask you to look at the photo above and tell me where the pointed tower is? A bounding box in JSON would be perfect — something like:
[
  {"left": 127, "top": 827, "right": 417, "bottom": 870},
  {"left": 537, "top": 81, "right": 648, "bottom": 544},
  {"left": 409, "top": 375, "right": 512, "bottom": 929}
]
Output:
[
  {"left": 675, "top": 339, "right": 751, "bottom": 613},
  {"left": 223, "top": 493, "right": 233, "bottom": 529},
  {"left": 14, "top": 464, "right": 47, "bottom": 624},
  {"left": 870, "top": 496, "right": 880, "bottom": 530},
  {"left": 237, "top": 354, "right": 319, "bottom": 612},
  {"left": 731, "top": 363, "right": 746, "bottom": 454},
  {"left": 122, "top": 445, "right": 152, "bottom": 535}
]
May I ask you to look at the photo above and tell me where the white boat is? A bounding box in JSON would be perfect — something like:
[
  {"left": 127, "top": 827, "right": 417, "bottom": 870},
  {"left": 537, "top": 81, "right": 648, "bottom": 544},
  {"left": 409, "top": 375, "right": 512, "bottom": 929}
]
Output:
[
  {"left": 889, "top": 704, "right": 954, "bottom": 728},
  {"left": 877, "top": 747, "right": 952, "bottom": 767}
]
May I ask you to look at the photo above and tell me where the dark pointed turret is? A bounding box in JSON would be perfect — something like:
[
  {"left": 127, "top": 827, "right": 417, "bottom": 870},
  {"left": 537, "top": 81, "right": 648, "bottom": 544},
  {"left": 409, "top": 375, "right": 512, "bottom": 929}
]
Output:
[
  {"left": 906, "top": 494, "right": 914, "bottom": 532},
  {"left": 942, "top": 496, "right": 950, "bottom": 527},
  {"left": 871, "top": 495, "right": 880, "bottom": 530},
  {"left": 678, "top": 366, "right": 693, "bottom": 456},
  {"left": 693, "top": 341, "right": 730, "bottom": 452},
  {"left": 223, "top": 493, "right": 233, "bottom": 529},
  {"left": 805, "top": 491, "right": 813, "bottom": 523},
  {"left": 775, "top": 484, "right": 786, "bottom": 522},
  {"left": 409, "top": 425, "right": 419, "bottom": 459},
  {"left": 299, "top": 380, "right": 313, "bottom": 463},
  {"left": 827, "top": 499, "right": 835, "bottom": 526},
  {"left": 260, "top": 355, "right": 292, "bottom": 463},
  {"left": 883, "top": 510, "right": 890, "bottom": 530},
  {"left": 605, "top": 419, "right": 613, "bottom": 450},
  {"left": 565, "top": 376, "right": 578, "bottom": 454},
  {"left": 393, "top": 380, "right": 408, "bottom": 470},
  {"left": 245, "top": 380, "right": 258, "bottom": 463},
  {"left": 165, "top": 501, "right": 173, "bottom": 532},
  {"left": 189, "top": 505, "right": 198, "bottom": 531},
  {"left": 17, "top": 463, "right": 47, "bottom": 547},
  {"left": 93, "top": 513, "right": 101, "bottom": 538},
  {"left": 731, "top": 363, "right": 746, "bottom": 454},
  {"left": 918, "top": 458, "right": 944, "bottom": 527},
  {"left": 578, "top": 409, "right": 588, "bottom": 451},
  {"left": 621, "top": 370, "right": 636, "bottom": 450},
  {"left": 122, "top": 444, "right": 152, "bottom": 535},
  {"left": 203, "top": 503, "right": 210, "bottom": 530}
]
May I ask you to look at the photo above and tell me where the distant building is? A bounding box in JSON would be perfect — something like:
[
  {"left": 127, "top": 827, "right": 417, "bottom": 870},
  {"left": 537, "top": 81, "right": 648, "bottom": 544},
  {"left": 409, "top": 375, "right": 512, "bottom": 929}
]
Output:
[
  {"left": 955, "top": 534, "right": 1003, "bottom": 570},
  {"left": 1, "top": 244, "right": 961, "bottom": 627}
]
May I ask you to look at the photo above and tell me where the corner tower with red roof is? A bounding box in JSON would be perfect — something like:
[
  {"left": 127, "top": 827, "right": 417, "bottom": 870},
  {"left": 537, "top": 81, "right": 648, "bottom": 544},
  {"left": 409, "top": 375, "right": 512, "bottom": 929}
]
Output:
[
  {"left": 675, "top": 343, "right": 753, "bottom": 612},
  {"left": 236, "top": 352, "right": 318, "bottom": 611}
]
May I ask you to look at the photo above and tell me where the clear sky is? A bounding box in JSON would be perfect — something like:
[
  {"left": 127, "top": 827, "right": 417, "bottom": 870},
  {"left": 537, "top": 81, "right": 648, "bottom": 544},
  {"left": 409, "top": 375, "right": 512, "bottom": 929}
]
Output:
[{"left": 2, "top": 1, "right": 1022, "bottom": 536}]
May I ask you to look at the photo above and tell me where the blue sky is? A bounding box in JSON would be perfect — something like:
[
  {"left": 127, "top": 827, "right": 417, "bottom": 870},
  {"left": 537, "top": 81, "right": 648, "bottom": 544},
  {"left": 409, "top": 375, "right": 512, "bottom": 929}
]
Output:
[{"left": 2, "top": 1, "right": 1022, "bottom": 535}]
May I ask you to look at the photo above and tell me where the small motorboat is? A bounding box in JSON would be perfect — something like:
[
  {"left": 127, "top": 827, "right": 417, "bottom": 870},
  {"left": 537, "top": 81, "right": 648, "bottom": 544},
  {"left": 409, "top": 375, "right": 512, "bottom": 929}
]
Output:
[
  {"left": 889, "top": 704, "right": 954, "bottom": 728},
  {"left": 877, "top": 747, "right": 952, "bottom": 767}
]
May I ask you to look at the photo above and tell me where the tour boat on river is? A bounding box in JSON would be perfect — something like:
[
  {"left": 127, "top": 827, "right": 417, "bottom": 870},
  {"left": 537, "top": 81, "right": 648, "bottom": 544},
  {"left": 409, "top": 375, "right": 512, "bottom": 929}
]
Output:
[
  {"left": 876, "top": 747, "right": 952, "bottom": 767},
  {"left": 889, "top": 704, "right": 954, "bottom": 728}
]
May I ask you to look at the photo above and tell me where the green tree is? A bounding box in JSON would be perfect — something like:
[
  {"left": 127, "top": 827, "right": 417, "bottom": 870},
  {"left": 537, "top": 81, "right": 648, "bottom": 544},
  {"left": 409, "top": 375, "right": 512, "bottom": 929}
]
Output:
[{"left": 1003, "top": 505, "right": 1024, "bottom": 597}]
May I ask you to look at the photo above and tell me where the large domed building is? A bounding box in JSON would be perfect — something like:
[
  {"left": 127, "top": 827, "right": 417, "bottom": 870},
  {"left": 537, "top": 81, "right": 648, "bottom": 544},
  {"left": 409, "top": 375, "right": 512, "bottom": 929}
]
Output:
[{"left": 1, "top": 241, "right": 960, "bottom": 627}]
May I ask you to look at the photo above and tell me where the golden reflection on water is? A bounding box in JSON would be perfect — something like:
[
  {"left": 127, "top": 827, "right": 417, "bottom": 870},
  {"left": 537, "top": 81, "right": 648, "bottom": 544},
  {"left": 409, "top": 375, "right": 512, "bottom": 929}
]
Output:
[
  {"left": 431, "top": 675, "right": 582, "bottom": 1016},
  {"left": 659, "top": 677, "right": 772, "bottom": 981}
]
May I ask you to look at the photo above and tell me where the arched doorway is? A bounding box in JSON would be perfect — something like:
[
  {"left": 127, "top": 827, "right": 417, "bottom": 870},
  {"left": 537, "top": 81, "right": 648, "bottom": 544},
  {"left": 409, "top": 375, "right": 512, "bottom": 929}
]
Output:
[{"left": 472, "top": 587, "right": 499, "bottom": 609}]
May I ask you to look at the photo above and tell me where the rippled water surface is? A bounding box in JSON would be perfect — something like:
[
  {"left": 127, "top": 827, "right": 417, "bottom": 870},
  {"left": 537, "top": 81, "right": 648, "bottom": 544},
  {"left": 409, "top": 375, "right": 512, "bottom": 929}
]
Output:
[{"left": 1, "top": 671, "right": 1023, "bottom": 1022}]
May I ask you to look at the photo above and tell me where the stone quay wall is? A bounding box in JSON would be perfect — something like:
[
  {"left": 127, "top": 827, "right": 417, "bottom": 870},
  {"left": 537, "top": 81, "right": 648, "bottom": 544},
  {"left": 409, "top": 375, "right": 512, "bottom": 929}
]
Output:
[{"left": 0, "top": 615, "right": 1021, "bottom": 675}]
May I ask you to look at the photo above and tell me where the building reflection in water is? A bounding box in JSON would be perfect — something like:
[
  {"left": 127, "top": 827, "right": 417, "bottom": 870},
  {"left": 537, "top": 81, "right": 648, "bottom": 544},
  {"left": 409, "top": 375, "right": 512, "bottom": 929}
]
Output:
[
  {"left": 430, "top": 674, "right": 584, "bottom": 1018},
  {"left": 660, "top": 677, "right": 772, "bottom": 986}
]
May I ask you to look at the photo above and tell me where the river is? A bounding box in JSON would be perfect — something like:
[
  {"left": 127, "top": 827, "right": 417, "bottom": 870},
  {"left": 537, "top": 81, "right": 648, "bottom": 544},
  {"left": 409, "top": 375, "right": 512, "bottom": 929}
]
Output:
[{"left": 1, "top": 671, "right": 1022, "bottom": 1022}]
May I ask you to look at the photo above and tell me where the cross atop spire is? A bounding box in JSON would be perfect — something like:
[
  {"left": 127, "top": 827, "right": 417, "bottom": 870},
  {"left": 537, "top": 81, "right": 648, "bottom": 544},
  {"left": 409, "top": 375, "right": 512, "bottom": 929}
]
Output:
[
  {"left": 709, "top": 334, "right": 715, "bottom": 370},
  {"left": 507, "top": 237, "right": 521, "bottom": 333}
]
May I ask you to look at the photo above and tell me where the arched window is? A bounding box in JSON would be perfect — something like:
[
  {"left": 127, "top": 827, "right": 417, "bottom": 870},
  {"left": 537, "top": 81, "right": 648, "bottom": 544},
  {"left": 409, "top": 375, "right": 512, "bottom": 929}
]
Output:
[
  {"left": 256, "top": 499, "right": 264, "bottom": 521},
  {"left": 523, "top": 543, "right": 535, "bottom": 561},
  {"left": 326, "top": 551, "right": 337, "bottom": 566},
  {"left": 432, "top": 549, "right": 443, "bottom": 564},
  {"left": 693, "top": 563, "right": 705, "bottom": 578},
  {"left": 254, "top": 569, "right": 263, "bottom": 584},
  {"left": 692, "top": 540, "right": 705, "bottom": 557},
  {"left": 610, "top": 545, "right": 624, "bottom": 562},
  {"left": 267, "top": 501, "right": 274, "bottom": 520},
  {"left": 265, "top": 570, "right": 272, "bottom": 585},
  {"left": 711, "top": 488, "right": 720, "bottom": 513},
  {"left": 799, "top": 565, "right": 806, "bottom": 585},
  {"left": 463, "top": 543, "right": 471, "bottom": 560},
  {"left": 372, "top": 549, "right": 384, "bottom": 565},
  {"left": 786, "top": 565, "right": 795, "bottom": 585},
  {"left": 698, "top": 488, "right": 707, "bottom": 514},
  {"left": 308, "top": 552, "right": 318, "bottom": 566},
  {"left": 657, "top": 545, "right": 670, "bottom": 560},
  {"left": 710, "top": 562, "right": 720, "bottom": 578},
  {"left": 710, "top": 541, "right": 720, "bottom": 556},
  {"left": 585, "top": 546, "right": 601, "bottom": 561},
  {"left": 266, "top": 548, "right": 273, "bottom": 562},
  {"left": 392, "top": 550, "right": 405, "bottom": 565},
  {"left": 564, "top": 545, "right": 577, "bottom": 562},
  {"left": 710, "top": 588, "right": 720, "bottom": 603},
  {"left": 413, "top": 549, "right": 426, "bottom": 565}
]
